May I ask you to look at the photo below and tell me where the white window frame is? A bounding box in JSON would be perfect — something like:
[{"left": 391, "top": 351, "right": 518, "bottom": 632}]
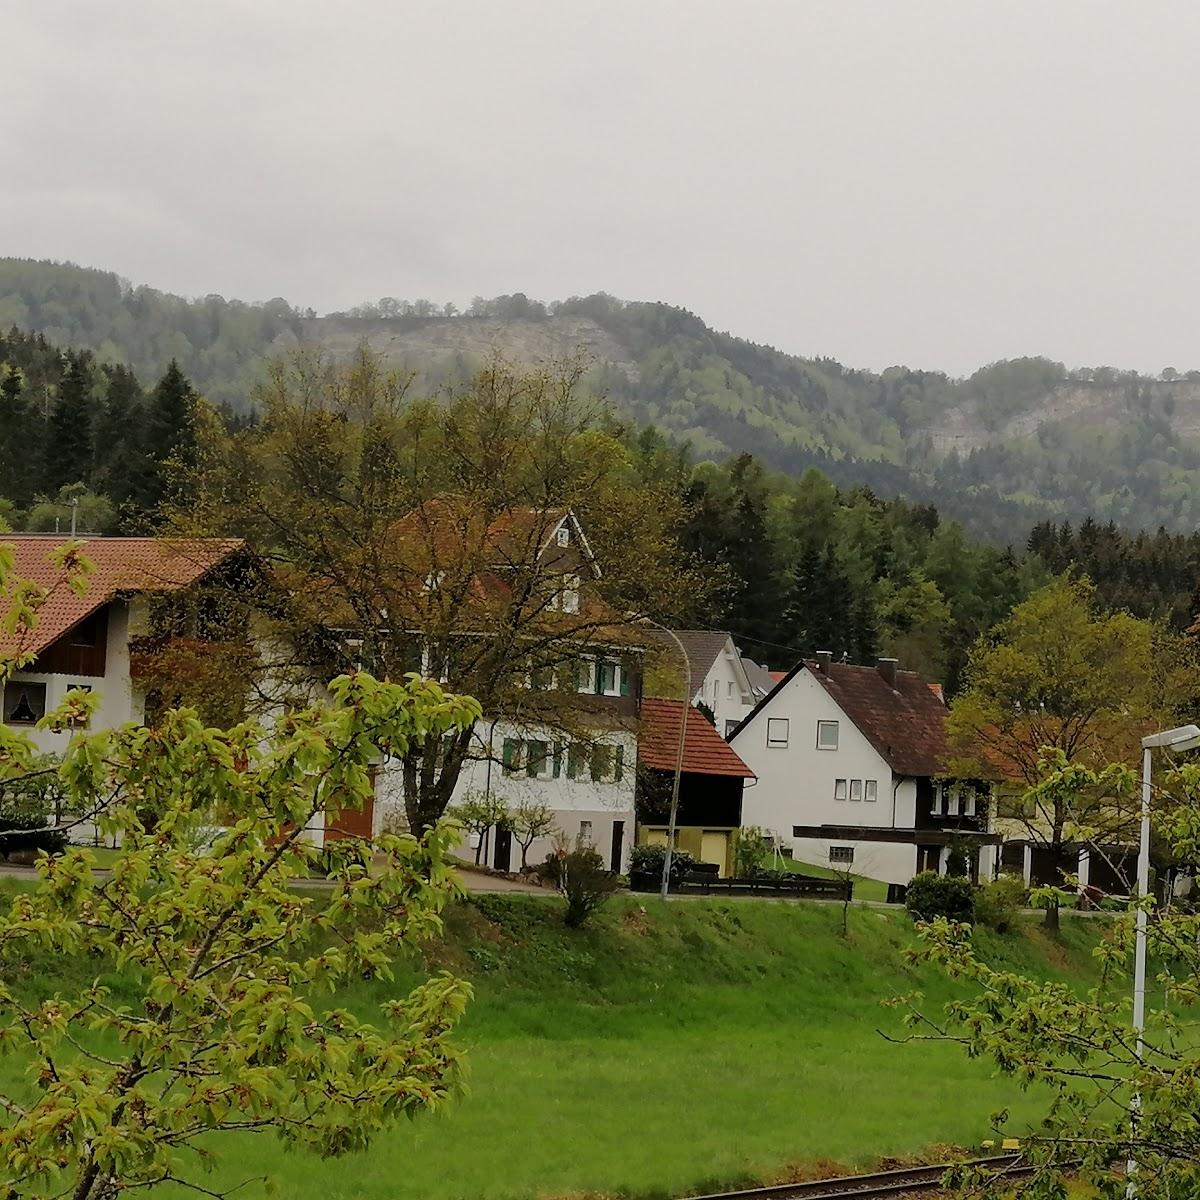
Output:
[
  {"left": 834, "top": 778, "right": 848, "bottom": 801},
  {"left": 724, "top": 719, "right": 739, "bottom": 739},
  {"left": 556, "top": 525, "right": 570, "bottom": 547},
  {"left": 766, "top": 717, "right": 789, "bottom": 748},
  {"left": 864, "top": 779, "right": 878, "bottom": 803},
  {"left": 816, "top": 720, "right": 839, "bottom": 751},
  {"left": 963, "top": 787, "right": 976, "bottom": 817},
  {"left": 560, "top": 574, "right": 580, "bottom": 614},
  {"left": 829, "top": 845, "right": 854, "bottom": 865},
  {"left": 849, "top": 779, "right": 863, "bottom": 802},
  {"left": 947, "top": 785, "right": 960, "bottom": 817},
  {"left": 576, "top": 658, "right": 596, "bottom": 694},
  {"left": 931, "top": 784, "right": 944, "bottom": 816},
  {"left": 578, "top": 819, "right": 593, "bottom": 845},
  {"left": 597, "top": 658, "right": 622, "bottom": 698}
]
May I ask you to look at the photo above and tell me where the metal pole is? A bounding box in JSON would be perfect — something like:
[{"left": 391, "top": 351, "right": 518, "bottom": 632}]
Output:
[
  {"left": 1127, "top": 744, "right": 1152, "bottom": 1199},
  {"left": 645, "top": 621, "right": 690, "bottom": 900}
]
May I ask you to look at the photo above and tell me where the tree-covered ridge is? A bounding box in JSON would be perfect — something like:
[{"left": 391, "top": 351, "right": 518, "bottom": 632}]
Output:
[{"left": 6, "top": 258, "right": 1200, "bottom": 535}]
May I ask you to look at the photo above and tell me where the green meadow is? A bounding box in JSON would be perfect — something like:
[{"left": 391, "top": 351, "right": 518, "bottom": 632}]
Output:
[{"left": 1, "top": 886, "right": 1109, "bottom": 1200}]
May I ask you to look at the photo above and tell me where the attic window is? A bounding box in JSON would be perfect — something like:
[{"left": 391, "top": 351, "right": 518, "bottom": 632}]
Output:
[
  {"left": 766, "top": 718, "right": 789, "bottom": 748},
  {"left": 70, "top": 614, "right": 101, "bottom": 648},
  {"left": 816, "top": 720, "right": 839, "bottom": 751},
  {"left": 556, "top": 525, "right": 570, "bottom": 547}
]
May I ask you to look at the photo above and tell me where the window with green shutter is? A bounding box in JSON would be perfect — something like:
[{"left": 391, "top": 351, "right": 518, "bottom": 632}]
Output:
[
  {"left": 526, "top": 739, "right": 549, "bottom": 778},
  {"left": 502, "top": 738, "right": 522, "bottom": 776},
  {"left": 567, "top": 743, "right": 586, "bottom": 779},
  {"left": 590, "top": 744, "right": 613, "bottom": 782}
]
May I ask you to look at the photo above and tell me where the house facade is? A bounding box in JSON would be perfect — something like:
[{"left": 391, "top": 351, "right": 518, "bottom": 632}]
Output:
[
  {"left": 730, "top": 653, "right": 998, "bottom": 886},
  {"left": 651, "top": 630, "right": 759, "bottom": 738},
  {"left": 1, "top": 536, "right": 245, "bottom": 757}
]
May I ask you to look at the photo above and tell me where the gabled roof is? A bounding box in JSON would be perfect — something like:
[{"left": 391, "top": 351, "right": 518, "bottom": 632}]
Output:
[
  {"left": 730, "top": 658, "right": 952, "bottom": 777},
  {"left": 1, "top": 536, "right": 244, "bottom": 658},
  {"left": 645, "top": 629, "right": 739, "bottom": 688},
  {"left": 639, "top": 698, "right": 756, "bottom": 779},
  {"left": 740, "top": 656, "right": 776, "bottom": 698}
]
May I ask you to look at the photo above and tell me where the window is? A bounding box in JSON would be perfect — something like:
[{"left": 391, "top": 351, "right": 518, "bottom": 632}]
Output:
[
  {"left": 963, "top": 788, "right": 976, "bottom": 817},
  {"left": 816, "top": 720, "right": 839, "bottom": 750},
  {"left": 849, "top": 779, "right": 863, "bottom": 802},
  {"left": 946, "top": 785, "right": 960, "bottom": 817},
  {"left": 578, "top": 820, "right": 593, "bottom": 845},
  {"left": 556, "top": 525, "right": 570, "bottom": 547},
  {"left": 526, "top": 739, "right": 550, "bottom": 779},
  {"left": 576, "top": 659, "right": 596, "bottom": 694},
  {"left": 590, "top": 744, "right": 613, "bottom": 782},
  {"left": 834, "top": 778, "right": 848, "bottom": 801},
  {"left": 766, "top": 718, "right": 789, "bottom": 748},
  {"left": 931, "top": 784, "right": 944, "bottom": 816},
  {"left": 4, "top": 681, "right": 46, "bottom": 726},
  {"left": 529, "top": 665, "right": 555, "bottom": 691},
  {"left": 597, "top": 659, "right": 620, "bottom": 697},
  {"left": 829, "top": 846, "right": 854, "bottom": 865},
  {"left": 566, "top": 743, "right": 587, "bottom": 779},
  {"left": 864, "top": 779, "right": 878, "bottom": 803},
  {"left": 501, "top": 738, "right": 525, "bottom": 776},
  {"left": 69, "top": 614, "right": 100, "bottom": 648},
  {"left": 726, "top": 680, "right": 734, "bottom": 698},
  {"left": 560, "top": 575, "right": 580, "bottom": 614},
  {"left": 724, "top": 719, "right": 739, "bottom": 738}
]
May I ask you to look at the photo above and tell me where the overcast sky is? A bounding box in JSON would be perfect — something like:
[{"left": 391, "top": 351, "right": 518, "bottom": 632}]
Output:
[{"left": 5, "top": 2, "right": 1198, "bottom": 376}]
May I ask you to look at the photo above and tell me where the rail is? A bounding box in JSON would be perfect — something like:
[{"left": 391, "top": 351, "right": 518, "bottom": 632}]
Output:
[{"left": 680, "top": 1153, "right": 1032, "bottom": 1200}]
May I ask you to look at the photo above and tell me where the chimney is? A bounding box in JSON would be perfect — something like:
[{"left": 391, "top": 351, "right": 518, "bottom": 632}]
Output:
[
  {"left": 877, "top": 657, "right": 899, "bottom": 688},
  {"left": 815, "top": 650, "right": 833, "bottom": 674}
]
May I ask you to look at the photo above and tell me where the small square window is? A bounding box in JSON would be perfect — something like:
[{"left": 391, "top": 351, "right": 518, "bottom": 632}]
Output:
[
  {"left": 816, "top": 720, "right": 839, "bottom": 750},
  {"left": 864, "top": 779, "right": 878, "bottom": 803},
  {"left": 724, "top": 719, "right": 739, "bottom": 738},
  {"left": 766, "top": 718, "right": 789, "bottom": 747},
  {"left": 4, "top": 681, "right": 46, "bottom": 726},
  {"left": 834, "top": 778, "right": 848, "bottom": 801},
  {"left": 556, "top": 525, "right": 570, "bottom": 547},
  {"left": 849, "top": 779, "right": 863, "bottom": 802},
  {"left": 829, "top": 845, "right": 854, "bottom": 865}
]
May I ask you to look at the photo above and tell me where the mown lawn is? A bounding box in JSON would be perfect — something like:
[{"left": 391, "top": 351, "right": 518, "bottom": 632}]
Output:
[
  {"left": 773, "top": 853, "right": 891, "bottom": 902},
  {"left": 1, "top": 887, "right": 1109, "bottom": 1200}
]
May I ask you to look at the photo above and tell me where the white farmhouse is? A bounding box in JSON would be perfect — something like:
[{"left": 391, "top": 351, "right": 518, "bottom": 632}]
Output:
[
  {"left": 729, "top": 652, "right": 998, "bottom": 886},
  {"left": 651, "top": 630, "right": 758, "bottom": 738},
  {"left": 1, "top": 536, "right": 245, "bottom": 756}
]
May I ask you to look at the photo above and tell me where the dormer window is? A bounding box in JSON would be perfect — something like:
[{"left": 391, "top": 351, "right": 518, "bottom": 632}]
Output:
[{"left": 556, "top": 525, "right": 570, "bottom": 547}]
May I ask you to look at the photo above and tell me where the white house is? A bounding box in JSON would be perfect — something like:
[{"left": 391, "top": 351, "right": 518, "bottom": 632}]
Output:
[
  {"left": 653, "top": 630, "right": 758, "bottom": 739},
  {"left": 729, "top": 652, "right": 998, "bottom": 887},
  {"left": 1, "top": 535, "right": 245, "bottom": 757}
]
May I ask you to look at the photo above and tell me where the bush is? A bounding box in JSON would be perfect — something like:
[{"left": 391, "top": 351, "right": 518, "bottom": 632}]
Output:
[
  {"left": 974, "top": 875, "right": 1026, "bottom": 933},
  {"left": 543, "top": 847, "right": 620, "bottom": 927},
  {"left": 905, "top": 871, "right": 975, "bottom": 924},
  {"left": 627, "top": 843, "right": 697, "bottom": 890},
  {"left": 0, "top": 828, "right": 67, "bottom": 862},
  {"left": 731, "top": 826, "right": 770, "bottom": 876}
]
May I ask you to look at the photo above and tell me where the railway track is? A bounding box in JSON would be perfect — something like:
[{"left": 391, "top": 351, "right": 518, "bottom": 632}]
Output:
[{"left": 684, "top": 1154, "right": 1032, "bottom": 1200}]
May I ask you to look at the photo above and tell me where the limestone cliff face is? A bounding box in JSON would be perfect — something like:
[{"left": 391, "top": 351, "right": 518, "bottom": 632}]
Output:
[
  {"left": 300, "top": 314, "right": 640, "bottom": 381},
  {"left": 920, "top": 379, "right": 1200, "bottom": 453}
]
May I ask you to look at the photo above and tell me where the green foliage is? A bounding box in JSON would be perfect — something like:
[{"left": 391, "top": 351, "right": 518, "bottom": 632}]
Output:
[
  {"left": 0, "top": 671, "right": 482, "bottom": 1200},
  {"left": 627, "top": 842, "right": 697, "bottom": 887},
  {"left": 507, "top": 798, "right": 557, "bottom": 870},
  {"left": 0, "top": 754, "right": 64, "bottom": 830},
  {"left": 540, "top": 846, "right": 619, "bottom": 927},
  {"left": 731, "top": 825, "right": 770, "bottom": 876},
  {"left": 904, "top": 871, "right": 975, "bottom": 924},
  {"left": 973, "top": 875, "right": 1027, "bottom": 933}
]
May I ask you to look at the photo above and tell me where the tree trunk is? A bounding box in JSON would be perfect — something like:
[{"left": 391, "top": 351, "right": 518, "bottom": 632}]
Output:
[{"left": 1044, "top": 897, "right": 1060, "bottom": 933}]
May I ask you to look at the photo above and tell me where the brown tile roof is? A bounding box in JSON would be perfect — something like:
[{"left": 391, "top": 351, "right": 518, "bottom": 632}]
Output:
[
  {"left": 639, "top": 698, "right": 755, "bottom": 779},
  {"left": 806, "top": 660, "right": 950, "bottom": 776},
  {"left": 1, "top": 536, "right": 244, "bottom": 658}
]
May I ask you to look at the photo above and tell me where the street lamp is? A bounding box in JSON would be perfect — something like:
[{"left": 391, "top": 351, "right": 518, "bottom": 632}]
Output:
[
  {"left": 640, "top": 619, "right": 692, "bottom": 900},
  {"left": 1127, "top": 724, "right": 1200, "bottom": 1198}
]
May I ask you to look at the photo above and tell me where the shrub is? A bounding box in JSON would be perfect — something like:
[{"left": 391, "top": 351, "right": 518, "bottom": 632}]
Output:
[
  {"left": 974, "top": 875, "right": 1026, "bottom": 933},
  {"left": 731, "top": 826, "right": 770, "bottom": 876},
  {"left": 0, "top": 827, "right": 68, "bottom": 862},
  {"left": 544, "top": 847, "right": 620, "bottom": 927},
  {"left": 627, "top": 843, "right": 697, "bottom": 890},
  {"left": 905, "top": 871, "right": 975, "bottom": 924}
]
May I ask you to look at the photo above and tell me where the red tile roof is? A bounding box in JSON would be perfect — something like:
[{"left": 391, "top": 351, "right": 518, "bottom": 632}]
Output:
[
  {"left": 1, "top": 536, "right": 244, "bottom": 658},
  {"left": 639, "top": 698, "right": 756, "bottom": 779}
]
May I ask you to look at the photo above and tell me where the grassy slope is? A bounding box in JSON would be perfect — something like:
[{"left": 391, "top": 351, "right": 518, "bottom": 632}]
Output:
[{"left": 2, "top": 889, "right": 1106, "bottom": 1200}]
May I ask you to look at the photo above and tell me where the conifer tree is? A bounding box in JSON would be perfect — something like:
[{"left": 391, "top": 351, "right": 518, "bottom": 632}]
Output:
[
  {"left": 43, "top": 353, "right": 93, "bottom": 493},
  {"left": 0, "top": 366, "right": 37, "bottom": 508},
  {"left": 139, "top": 359, "right": 197, "bottom": 511}
]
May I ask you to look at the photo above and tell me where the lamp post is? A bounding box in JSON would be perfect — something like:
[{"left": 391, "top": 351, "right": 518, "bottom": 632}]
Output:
[
  {"left": 1127, "top": 724, "right": 1200, "bottom": 1199},
  {"left": 641, "top": 619, "right": 691, "bottom": 900}
]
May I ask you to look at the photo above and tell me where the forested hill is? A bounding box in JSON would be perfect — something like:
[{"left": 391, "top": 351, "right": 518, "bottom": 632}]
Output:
[{"left": 4, "top": 256, "right": 1200, "bottom": 539}]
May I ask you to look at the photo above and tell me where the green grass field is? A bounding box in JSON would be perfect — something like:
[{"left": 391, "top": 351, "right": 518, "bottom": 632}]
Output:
[
  {"left": 1, "top": 886, "right": 1108, "bottom": 1200},
  {"left": 773, "top": 854, "right": 891, "bottom": 902}
]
